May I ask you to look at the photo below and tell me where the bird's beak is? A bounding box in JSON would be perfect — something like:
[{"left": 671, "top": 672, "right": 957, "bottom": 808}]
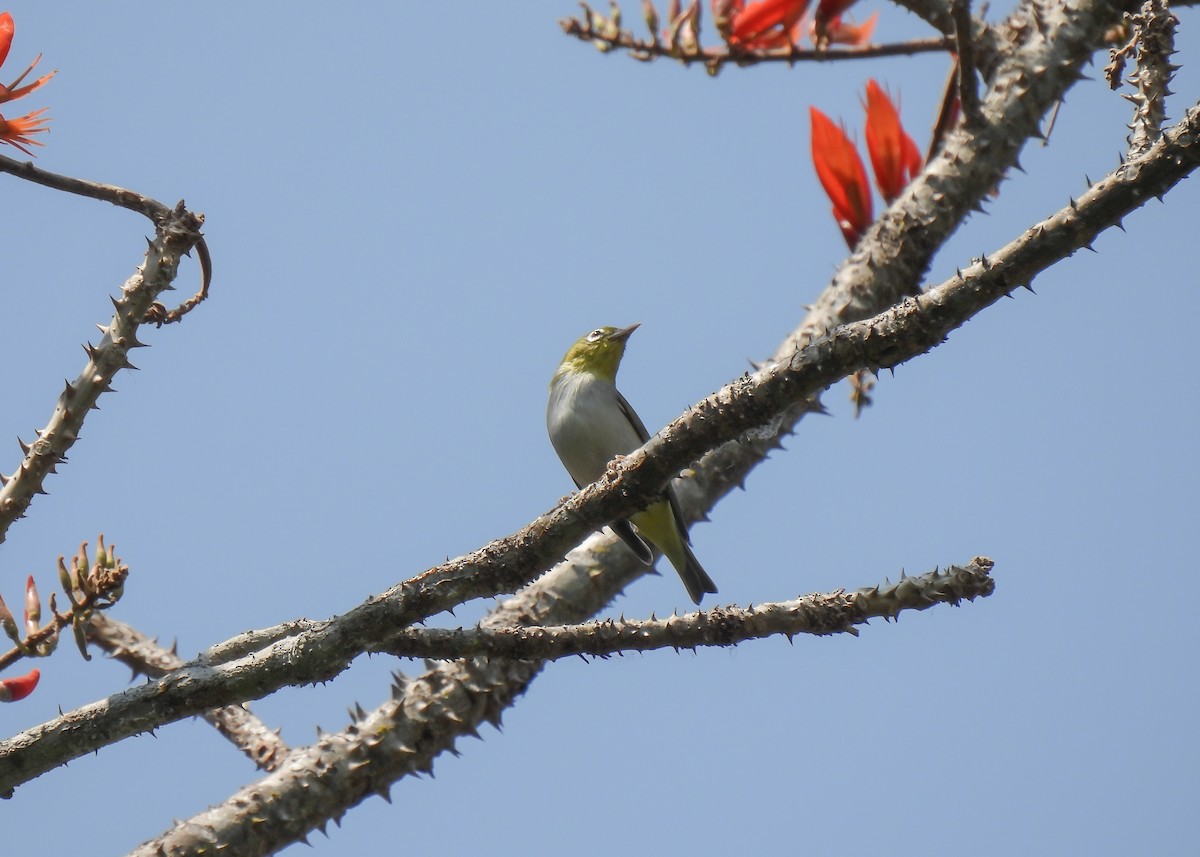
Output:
[{"left": 611, "top": 323, "right": 641, "bottom": 342}]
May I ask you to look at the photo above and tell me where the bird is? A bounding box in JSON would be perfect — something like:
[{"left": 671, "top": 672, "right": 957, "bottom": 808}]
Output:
[{"left": 546, "top": 323, "right": 718, "bottom": 604}]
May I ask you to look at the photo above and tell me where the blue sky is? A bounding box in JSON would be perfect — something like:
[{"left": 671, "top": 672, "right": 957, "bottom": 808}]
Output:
[{"left": 2, "top": 3, "right": 1197, "bottom": 854}]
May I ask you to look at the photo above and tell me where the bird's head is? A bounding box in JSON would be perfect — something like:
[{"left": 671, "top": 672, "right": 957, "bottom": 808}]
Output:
[{"left": 554, "top": 324, "right": 640, "bottom": 383}]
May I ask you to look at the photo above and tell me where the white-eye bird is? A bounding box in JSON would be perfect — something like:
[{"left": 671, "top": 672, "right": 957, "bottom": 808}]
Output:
[{"left": 546, "top": 324, "right": 718, "bottom": 604}]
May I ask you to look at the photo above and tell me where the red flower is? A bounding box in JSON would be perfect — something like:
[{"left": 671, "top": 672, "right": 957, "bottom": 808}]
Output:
[
  {"left": 864, "top": 79, "right": 923, "bottom": 202},
  {"left": 0, "top": 668, "right": 40, "bottom": 703},
  {"left": 810, "top": 106, "right": 873, "bottom": 247},
  {"left": 0, "top": 13, "right": 52, "bottom": 156},
  {"left": 0, "top": 12, "right": 55, "bottom": 105},
  {"left": 728, "top": 0, "right": 811, "bottom": 49}
]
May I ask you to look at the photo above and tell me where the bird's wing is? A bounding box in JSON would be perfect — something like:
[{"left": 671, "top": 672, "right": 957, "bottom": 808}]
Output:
[
  {"left": 664, "top": 487, "right": 693, "bottom": 546},
  {"left": 615, "top": 389, "right": 652, "bottom": 444},
  {"left": 616, "top": 389, "right": 694, "bottom": 546},
  {"left": 612, "top": 519, "right": 654, "bottom": 564}
]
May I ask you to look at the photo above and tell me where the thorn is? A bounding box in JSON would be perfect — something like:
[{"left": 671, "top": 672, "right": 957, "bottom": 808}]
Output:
[{"left": 17, "top": 438, "right": 30, "bottom": 455}]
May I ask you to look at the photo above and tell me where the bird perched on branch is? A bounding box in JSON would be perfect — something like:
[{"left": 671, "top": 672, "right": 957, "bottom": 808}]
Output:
[{"left": 546, "top": 324, "right": 717, "bottom": 604}]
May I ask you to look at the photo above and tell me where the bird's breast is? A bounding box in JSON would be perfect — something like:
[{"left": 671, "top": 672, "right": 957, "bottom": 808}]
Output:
[{"left": 547, "top": 373, "right": 641, "bottom": 487}]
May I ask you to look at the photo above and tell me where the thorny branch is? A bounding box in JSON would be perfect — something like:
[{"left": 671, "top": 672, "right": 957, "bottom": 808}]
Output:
[
  {"left": 1106, "top": 0, "right": 1179, "bottom": 156},
  {"left": 4, "top": 92, "right": 1199, "bottom": 800},
  {"left": 86, "top": 615, "right": 290, "bottom": 772},
  {"left": 0, "top": 198, "right": 205, "bottom": 546},
  {"left": 0, "top": 154, "right": 212, "bottom": 325},
  {"left": 382, "top": 560, "right": 996, "bottom": 660},
  {"left": 132, "top": 559, "right": 993, "bottom": 856}
]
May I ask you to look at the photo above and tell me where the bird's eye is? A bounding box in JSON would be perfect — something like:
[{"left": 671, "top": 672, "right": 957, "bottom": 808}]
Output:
[{"left": 587, "top": 329, "right": 605, "bottom": 342}]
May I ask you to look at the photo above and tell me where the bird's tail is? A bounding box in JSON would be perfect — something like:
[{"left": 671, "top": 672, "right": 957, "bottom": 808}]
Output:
[{"left": 673, "top": 538, "right": 718, "bottom": 606}]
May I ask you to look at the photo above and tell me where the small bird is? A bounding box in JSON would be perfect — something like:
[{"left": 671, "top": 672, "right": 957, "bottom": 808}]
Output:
[{"left": 546, "top": 324, "right": 718, "bottom": 604}]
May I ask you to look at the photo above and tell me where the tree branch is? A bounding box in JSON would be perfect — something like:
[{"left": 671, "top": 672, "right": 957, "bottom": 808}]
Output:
[
  {"left": 0, "top": 153, "right": 171, "bottom": 220},
  {"left": 559, "top": 12, "right": 951, "bottom": 71},
  {"left": 951, "top": 0, "right": 983, "bottom": 125},
  {"left": 1121, "top": 0, "right": 1178, "bottom": 156},
  {"left": 0, "top": 201, "right": 205, "bottom": 546},
  {"left": 87, "top": 615, "right": 289, "bottom": 772},
  {"left": 0, "top": 156, "right": 214, "bottom": 330},
  {"left": 5, "top": 94, "right": 1197, "bottom": 800},
  {"left": 382, "top": 559, "right": 996, "bottom": 660},
  {"left": 133, "top": 556, "right": 994, "bottom": 855}
]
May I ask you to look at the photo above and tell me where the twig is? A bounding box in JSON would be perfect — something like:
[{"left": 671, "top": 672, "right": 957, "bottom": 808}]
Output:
[
  {"left": 560, "top": 14, "right": 951, "bottom": 71},
  {"left": 951, "top": 0, "right": 983, "bottom": 126},
  {"left": 927, "top": 58, "right": 962, "bottom": 162},
  {"left": 0, "top": 153, "right": 169, "bottom": 219},
  {"left": 0, "top": 542, "right": 127, "bottom": 671},
  {"left": 143, "top": 235, "right": 213, "bottom": 327}
]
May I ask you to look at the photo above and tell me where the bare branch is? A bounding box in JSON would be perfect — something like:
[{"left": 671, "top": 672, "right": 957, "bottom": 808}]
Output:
[
  {"left": 0, "top": 202, "right": 205, "bottom": 547},
  {"left": 0, "top": 153, "right": 170, "bottom": 220},
  {"left": 382, "top": 560, "right": 997, "bottom": 660},
  {"left": 0, "top": 156, "right": 213, "bottom": 328},
  {"left": 1122, "top": 0, "right": 1179, "bottom": 156},
  {"left": 951, "top": 0, "right": 983, "bottom": 126},
  {"left": 133, "top": 557, "right": 993, "bottom": 856}
]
